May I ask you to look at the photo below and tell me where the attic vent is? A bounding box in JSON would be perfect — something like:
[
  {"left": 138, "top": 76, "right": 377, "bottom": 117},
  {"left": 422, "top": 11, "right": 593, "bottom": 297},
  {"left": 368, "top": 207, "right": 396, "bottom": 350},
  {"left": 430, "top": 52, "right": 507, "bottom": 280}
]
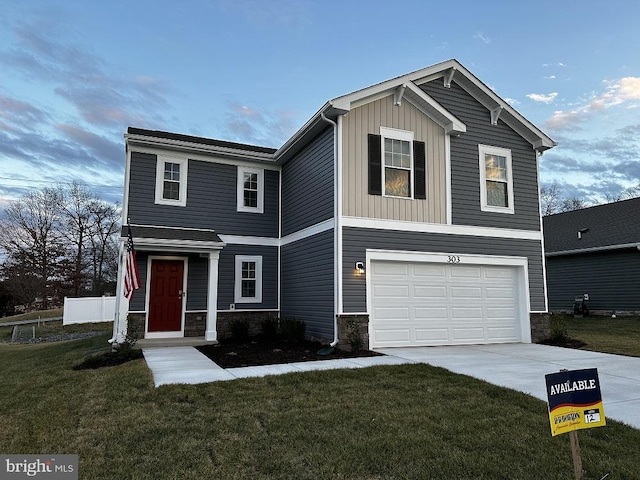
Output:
[{"left": 577, "top": 228, "right": 589, "bottom": 240}]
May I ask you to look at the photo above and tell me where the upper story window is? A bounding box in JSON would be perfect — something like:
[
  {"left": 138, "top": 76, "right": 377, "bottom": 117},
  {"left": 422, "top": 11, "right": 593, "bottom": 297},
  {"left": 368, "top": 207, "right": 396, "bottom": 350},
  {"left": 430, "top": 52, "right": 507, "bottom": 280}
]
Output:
[
  {"left": 368, "top": 127, "right": 426, "bottom": 200},
  {"left": 478, "top": 144, "right": 514, "bottom": 214},
  {"left": 234, "top": 255, "right": 262, "bottom": 303},
  {"left": 155, "top": 156, "right": 188, "bottom": 206},
  {"left": 381, "top": 127, "right": 413, "bottom": 198},
  {"left": 237, "top": 166, "right": 264, "bottom": 213}
]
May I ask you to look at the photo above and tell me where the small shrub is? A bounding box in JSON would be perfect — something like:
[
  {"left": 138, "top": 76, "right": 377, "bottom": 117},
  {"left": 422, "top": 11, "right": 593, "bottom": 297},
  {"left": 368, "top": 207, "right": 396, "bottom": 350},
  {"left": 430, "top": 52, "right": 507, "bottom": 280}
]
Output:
[
  {"left": 549, "top": 316, "right": 570, "bottom": 344},
  {"left": 114, "top": 315, "right": 140, "bottom": 353},
  {"left": 346, "top": 318, "right": 364, "bottom": 351},
  {"left": 260, "top": 318, "right": 279, "bottom": 341},
  {"left": 279, "top": 317, "right": 306, "bottom": 343},
  {"left": 230, "top": 319, "right": 250, "bottom": 342}
]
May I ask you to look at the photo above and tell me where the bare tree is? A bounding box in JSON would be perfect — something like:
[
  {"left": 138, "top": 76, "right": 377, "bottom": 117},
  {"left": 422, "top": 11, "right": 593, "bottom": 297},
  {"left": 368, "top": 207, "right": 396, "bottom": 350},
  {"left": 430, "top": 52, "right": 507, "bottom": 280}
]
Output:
[
  {"left": 605, "top": 183, "right": 640, "bottom": 203},
  {"left": 560, "top": 197, "right": 589, "bottom": 212},
  {"left": 0, "top": 188, "right": 65, "bottom": 309},
  {"left": 540, "top": 182, "right": 563, "bottom": 216},
  {"left": 88, "top": 200, "right": 121, "bottom": 294}
]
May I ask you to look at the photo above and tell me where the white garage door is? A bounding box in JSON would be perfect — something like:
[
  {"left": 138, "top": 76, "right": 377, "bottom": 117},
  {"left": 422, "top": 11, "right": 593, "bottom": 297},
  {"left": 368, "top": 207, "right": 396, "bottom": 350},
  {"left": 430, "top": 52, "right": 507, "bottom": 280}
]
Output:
[{"left": 370, "top": 260, "right": 522, "bottom": 348}]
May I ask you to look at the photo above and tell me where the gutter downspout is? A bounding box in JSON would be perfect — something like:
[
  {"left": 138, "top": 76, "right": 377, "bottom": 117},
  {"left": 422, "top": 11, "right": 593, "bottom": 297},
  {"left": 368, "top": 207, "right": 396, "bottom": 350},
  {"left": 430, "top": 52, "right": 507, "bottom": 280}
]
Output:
[{"left": 320, "top": 111, "right": 340, "bottom": 347}]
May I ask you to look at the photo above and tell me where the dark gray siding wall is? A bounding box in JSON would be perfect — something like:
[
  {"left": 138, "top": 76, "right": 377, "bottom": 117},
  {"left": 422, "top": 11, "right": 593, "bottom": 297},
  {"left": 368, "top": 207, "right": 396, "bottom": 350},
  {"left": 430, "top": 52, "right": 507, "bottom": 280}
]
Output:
[
  {"left": 127, "top": 252, "right": 208, "bottom": 311},
  {"left": 547, "top": 249, "right": 640, "bottom": 311},
  {"left": 421, "top": 81, "right": 541, "bottom": 231},
  {"left": 127, "top": 153, "right": 279, "bottom": 237},
  {"left": 217, "top": 245, "right": 278, "bottom": 310},
  {"left": 343, "top": 227, "right": 546, "bottom": 312},
  {"left": 281, "top": 229, "right": 334, "bottom": 340},
  {"left": 281, "top": 127, "right": 334, "bottom": 236}
]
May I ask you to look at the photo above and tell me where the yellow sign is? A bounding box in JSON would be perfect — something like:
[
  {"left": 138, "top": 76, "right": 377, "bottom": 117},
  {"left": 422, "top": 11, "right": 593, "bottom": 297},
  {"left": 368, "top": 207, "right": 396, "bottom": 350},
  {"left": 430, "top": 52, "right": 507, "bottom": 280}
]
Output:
[{"left": 545, "top": 369, "right": 606, "bottom": 437}]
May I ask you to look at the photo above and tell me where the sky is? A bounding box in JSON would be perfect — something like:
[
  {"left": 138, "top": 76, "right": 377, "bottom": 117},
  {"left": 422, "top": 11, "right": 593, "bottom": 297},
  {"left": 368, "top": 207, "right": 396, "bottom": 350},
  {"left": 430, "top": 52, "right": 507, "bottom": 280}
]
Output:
[{"left": 1, "top": 0, "right": 639, "bottom": 208}]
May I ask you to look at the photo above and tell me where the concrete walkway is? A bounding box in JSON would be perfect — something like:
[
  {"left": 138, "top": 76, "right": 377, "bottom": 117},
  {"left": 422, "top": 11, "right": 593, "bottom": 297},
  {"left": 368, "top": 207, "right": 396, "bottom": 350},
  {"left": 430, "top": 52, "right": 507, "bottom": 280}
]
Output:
[{"left": 143, "top": 343, "right": 640, "bottom": 430}]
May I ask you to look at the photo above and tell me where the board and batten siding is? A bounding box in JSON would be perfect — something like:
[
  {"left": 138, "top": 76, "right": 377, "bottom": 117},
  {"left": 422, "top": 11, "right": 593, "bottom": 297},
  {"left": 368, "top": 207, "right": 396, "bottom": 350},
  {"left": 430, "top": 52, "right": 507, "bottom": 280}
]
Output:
[
  {"left": 217, "top": 245, "right": 278, "bottom": 310},
  {"left": 341, "top": 94, "right": 447, "bottom": 223},
  {"left": 280, "top": 229, "right": 334, "bottom": 340},
  {"left": 127, "top": 152, "right": 279, "bottom": 237},
  {"left": 281, "top": 127, "right": 334, "bottom": 236},
  {"left": 420, "top": 80, "right": 541, "bottom": 231},
  {"left": 546, "top": 249, "right": 640, "bottom": 311},
  {"left": 342, "top": 227, "right": 546, "bottom": 313}
]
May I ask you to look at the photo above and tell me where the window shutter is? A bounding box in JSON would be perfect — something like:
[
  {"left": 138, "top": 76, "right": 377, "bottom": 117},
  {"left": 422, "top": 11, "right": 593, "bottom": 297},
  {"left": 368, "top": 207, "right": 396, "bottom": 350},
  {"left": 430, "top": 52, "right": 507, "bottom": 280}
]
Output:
[
  {"left": 414, "top": 140, "right": 426, "bottom": 199},
  {"left": 368, "top": 134, "right": 382, "bottom": 196}
]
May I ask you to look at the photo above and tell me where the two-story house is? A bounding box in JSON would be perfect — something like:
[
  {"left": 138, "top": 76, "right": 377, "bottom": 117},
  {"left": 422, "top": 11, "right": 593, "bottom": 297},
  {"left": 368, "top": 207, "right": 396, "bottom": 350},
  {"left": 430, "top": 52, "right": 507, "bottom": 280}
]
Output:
[{"left": 112, "top": 59, "right": 556, "bottom": 349}]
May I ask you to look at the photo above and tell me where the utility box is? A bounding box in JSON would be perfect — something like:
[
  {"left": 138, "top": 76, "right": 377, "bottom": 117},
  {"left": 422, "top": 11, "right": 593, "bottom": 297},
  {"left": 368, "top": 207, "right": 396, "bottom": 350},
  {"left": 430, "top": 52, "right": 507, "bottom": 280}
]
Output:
[{"left": 573, "top": 294, "right": 589, "bottom": 317}]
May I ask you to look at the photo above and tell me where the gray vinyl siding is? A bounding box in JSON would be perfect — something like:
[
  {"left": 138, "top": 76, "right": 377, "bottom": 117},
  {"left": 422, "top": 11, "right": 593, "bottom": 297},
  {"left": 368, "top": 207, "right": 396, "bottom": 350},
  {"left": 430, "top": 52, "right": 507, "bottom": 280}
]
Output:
[
  {"left": 546, "top": 249, "right": 640, "bottom": 311},
  {"left": 420, "top": 80, "right": 541, "bottom": 231},
  {"left": 281, "top": 229, "right": 334, "bottom": 340},
  {"left": 217, "top": 245, "right": 278, "bottom": 310},
  {"left": 127, "top": 252, "right": 207, "bottom": 311},
  {"left": 127, "top": 152, "right": 279, "bottom": 237},
  {"left": 281, "top": 127, "right": 334, "bottom": 236},
  {"left": 186, "top": 256, "right": 208, "bottom": 311},
  {"left": 342, "top": 227, "right": 545, "bottom": 312}
]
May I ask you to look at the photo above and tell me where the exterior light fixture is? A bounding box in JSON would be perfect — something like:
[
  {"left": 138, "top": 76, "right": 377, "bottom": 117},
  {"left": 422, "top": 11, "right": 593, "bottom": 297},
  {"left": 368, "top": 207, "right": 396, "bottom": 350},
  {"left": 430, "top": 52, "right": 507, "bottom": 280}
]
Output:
[{"left": 355, "top": 262, "right": 365, "bottom": 274}]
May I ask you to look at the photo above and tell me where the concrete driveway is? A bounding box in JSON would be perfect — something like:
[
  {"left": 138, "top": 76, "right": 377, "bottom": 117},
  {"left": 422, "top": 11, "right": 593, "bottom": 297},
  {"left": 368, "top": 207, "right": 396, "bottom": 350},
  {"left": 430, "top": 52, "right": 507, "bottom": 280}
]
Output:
[{"left": 377, "top": 343, "right": 640, "bottom": 430}]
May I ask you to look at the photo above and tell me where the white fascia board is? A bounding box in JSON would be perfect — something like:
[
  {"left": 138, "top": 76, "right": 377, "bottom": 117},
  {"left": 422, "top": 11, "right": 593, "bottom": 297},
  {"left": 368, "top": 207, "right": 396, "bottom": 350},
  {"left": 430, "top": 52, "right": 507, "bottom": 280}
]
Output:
[
  {"left": 342, "top": 216, "right": 542, "bottom": 241},
  {"left": 546, "top": 243, "right": 640, "bottom": 257},
  {"left": 126, "top": 134, "right": 276, "bottom": 163},
  {"left": 402, "top": 83, "right": 466, "bottom": 134},
  {"left": 133, "top": 237, "right": 225, "bottom": 252}
]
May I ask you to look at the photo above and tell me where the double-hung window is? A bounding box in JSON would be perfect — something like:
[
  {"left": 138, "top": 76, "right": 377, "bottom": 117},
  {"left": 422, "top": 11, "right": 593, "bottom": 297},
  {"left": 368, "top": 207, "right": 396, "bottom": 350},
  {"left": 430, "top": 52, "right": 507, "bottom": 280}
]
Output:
[
  {"left": 368, "top": 127, "right": 426, "bottom": 200},
  {"left": 234, "top": 255, "right": 262, "bottom": 303},
  {"left": 478, "top": 144, "right": 514, "bottom": 214},
  {"left": 155, "top": 156, "right": 188, "bottom": 206},
  {"left": 381, "top": 127, "right": 414, "bottom": 198},
  {"left": 237, "top": 167, "right": 264, "bottom": 213}
]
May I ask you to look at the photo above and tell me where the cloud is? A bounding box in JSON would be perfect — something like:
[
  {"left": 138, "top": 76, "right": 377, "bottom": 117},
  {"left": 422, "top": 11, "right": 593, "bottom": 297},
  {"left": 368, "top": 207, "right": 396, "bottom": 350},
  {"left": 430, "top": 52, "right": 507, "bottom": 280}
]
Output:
[
  {"left": 474, "top": 32, "right": 491, "bottom": 44},
  {"left": 543, "top": 62, "right": 566, "bottom": 67},
  {"left": 526, "top": 92, "right": 558, "bottom": 104},
  {"left": 0, "top": 94, "right": 50, "bottom": 129},
  {"left": 222, "top": 102, "right": 298, "bottom": 147},
  {"left": 545, "top": 75, "right": 557, "bottom": 80},
  {"left": 504, "top": 97, "right": 519, "bottom": 106},
  {"left": 544, "top": 77, "right": 640, "bottom": 131}
]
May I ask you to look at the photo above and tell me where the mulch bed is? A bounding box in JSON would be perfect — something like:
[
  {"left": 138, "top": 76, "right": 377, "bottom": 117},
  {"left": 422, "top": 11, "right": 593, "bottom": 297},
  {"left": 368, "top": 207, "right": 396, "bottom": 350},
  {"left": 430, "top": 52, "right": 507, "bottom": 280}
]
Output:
[
  {"left": 73, "top": 348, "right": 144, "bottom": 370},
  {"left": 196, "top": 337, "right": 382, "bottom": 368},
  {"left": 538, "top": 338, "right": 587, "bottom": 349}
]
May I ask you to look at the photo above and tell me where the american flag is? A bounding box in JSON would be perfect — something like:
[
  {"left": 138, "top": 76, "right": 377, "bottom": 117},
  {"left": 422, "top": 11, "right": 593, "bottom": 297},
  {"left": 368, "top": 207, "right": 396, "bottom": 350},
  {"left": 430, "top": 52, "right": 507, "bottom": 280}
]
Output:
[{"left": 123, "top": 225, "right": 141, "bottom": 300}]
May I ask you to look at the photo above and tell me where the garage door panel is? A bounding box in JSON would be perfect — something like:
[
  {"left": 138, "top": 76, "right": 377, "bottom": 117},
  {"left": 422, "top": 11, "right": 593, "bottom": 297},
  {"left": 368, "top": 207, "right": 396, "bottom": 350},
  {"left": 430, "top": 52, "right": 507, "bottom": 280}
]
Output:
[
  {"left": 450, "top": 286, "right": 482, "bottom": 299},
  {"left": 413, "top": 285, "right": 447, "bottom": 298},
  {"left": 413, "top": 264, "right": 447, "bottom": 277},
  {"left": 415, "top": 328, "right": 449, "bottom": 342},
  {"left": 451, "top": 307, "right": 483, "bottom": 319},
  {"left": 373, "top": 262, "right": 409, "bottom": 276},
  {"left": 373, "top": 284, "right": 409, "bottom": 298},
  {"left": 370, "top": 259, "right": 523, "bottom": 348},
  {"left": 452, "top": 327, "right": 485, "bottom": 341}
]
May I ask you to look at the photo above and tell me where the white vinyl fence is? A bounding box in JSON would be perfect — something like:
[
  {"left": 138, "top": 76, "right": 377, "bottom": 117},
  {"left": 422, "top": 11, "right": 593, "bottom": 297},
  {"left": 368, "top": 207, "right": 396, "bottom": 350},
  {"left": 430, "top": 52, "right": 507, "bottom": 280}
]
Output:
[{"left": 63, "top": 296, "right": 116, "bottom": 325}]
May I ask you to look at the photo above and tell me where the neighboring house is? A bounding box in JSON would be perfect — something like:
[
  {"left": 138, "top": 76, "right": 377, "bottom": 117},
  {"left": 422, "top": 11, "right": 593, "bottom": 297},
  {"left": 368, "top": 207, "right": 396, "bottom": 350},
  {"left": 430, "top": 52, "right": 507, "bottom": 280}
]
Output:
[
  {"left": 543, "top": 198, "right": 640, "bottom": 313},
  {"left": 113, "top": 59, "right": 556, "bottom": 349}
]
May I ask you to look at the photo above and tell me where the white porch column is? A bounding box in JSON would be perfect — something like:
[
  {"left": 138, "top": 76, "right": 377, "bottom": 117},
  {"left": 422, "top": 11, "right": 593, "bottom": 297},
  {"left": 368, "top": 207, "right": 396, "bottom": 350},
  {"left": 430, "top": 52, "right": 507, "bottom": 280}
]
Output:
[{"left": 205, "top": 250, "right": 221, "bottom": 341}]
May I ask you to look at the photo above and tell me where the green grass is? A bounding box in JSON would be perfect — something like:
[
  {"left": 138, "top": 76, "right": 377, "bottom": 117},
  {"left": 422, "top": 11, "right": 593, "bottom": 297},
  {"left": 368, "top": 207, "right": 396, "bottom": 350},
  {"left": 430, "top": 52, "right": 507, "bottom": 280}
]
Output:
[
  {"left": 1, "top": 335, "right": 639, "bottom": 479},
  {"left": 0, "top": 308, "right": 64, "bottom": 323},
  {"left": 554, "top": 314, "right": 640, "bottom": 357},
  {"left": 0, "top": 320, "right": 112, "bottom": 343}
]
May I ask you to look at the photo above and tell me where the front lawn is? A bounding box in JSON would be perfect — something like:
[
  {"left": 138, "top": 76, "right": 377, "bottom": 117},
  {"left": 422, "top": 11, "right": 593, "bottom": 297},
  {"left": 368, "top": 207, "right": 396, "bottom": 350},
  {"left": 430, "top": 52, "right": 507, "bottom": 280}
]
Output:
[
  {"left": 1, "top": 334, "right": 639, "bottom": 479},
  {"left": 553, "top": 314, "right": 640, "bottom": 357}
]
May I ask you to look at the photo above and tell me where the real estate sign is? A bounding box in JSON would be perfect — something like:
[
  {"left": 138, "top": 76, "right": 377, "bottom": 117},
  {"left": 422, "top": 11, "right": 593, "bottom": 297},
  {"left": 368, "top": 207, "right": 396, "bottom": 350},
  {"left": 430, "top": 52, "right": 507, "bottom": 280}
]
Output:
[{"left": 545, "top": 368, "right": 606, "bottom": 436}]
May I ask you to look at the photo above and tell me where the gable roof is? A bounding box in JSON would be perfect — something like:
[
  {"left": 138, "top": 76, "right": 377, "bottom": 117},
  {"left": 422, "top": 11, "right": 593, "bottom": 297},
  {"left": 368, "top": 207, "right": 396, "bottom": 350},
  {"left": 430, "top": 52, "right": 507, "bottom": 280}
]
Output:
[
  {"left": 543, "top": 197, "right": 640, "bottom": 255},
  {"left": 276, "top": 59, "right": 556, "bottom": 163}
]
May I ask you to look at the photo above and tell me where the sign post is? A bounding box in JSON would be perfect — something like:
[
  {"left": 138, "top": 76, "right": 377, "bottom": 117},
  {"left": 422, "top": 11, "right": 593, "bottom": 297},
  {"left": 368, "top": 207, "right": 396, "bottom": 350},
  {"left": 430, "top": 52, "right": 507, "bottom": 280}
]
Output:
[{"left": 545, "top": 368, "right": 606, "bottom": 480}]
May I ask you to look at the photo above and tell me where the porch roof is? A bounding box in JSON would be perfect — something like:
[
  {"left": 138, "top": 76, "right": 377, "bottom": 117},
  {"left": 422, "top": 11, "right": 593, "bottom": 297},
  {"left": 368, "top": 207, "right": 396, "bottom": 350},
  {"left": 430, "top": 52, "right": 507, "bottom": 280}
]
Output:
[{"left": 122, "top": 225, "right": 225, "bottom": 253}]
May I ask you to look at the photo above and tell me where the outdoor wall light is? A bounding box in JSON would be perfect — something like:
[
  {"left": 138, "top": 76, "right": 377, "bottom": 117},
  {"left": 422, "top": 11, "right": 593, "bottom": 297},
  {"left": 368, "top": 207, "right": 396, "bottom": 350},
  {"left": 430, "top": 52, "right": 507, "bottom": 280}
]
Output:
[{"left": 355, "top": 262, "right": 365, "bottom": 274}]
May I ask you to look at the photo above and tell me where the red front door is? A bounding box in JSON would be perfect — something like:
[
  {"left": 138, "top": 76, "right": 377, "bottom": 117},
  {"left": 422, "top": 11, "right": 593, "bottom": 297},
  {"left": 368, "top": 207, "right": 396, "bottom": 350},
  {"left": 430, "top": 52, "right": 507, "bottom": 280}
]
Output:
[{"left": 148, "top": 259, "right": 184, "bottom": 333}]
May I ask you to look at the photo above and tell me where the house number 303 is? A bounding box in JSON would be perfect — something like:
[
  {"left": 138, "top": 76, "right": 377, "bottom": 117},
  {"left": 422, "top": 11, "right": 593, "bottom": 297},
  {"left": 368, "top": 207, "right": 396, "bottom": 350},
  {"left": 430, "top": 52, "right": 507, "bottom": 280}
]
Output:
[{"left": 447, "top": 255, "right": 461, "bottom": 263}]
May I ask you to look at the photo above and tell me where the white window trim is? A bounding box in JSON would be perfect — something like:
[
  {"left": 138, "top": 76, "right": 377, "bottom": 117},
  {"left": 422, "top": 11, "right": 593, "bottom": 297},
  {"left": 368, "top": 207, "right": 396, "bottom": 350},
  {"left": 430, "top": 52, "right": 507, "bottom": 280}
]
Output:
[
  {"left": 478, "top": 144, "right": 514, "bottom": 214},
  {"left": 237, "top": 166, "right": 264, "bottom": 213},
  {"left": 234, "top": 255, "right": 262, "bottom": 303},
  {"left": 380, "top": 126, "right": 414, "bottom": 199},
  {"left": 155, "top": 156, "right": 188, "bottom": 207}
]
